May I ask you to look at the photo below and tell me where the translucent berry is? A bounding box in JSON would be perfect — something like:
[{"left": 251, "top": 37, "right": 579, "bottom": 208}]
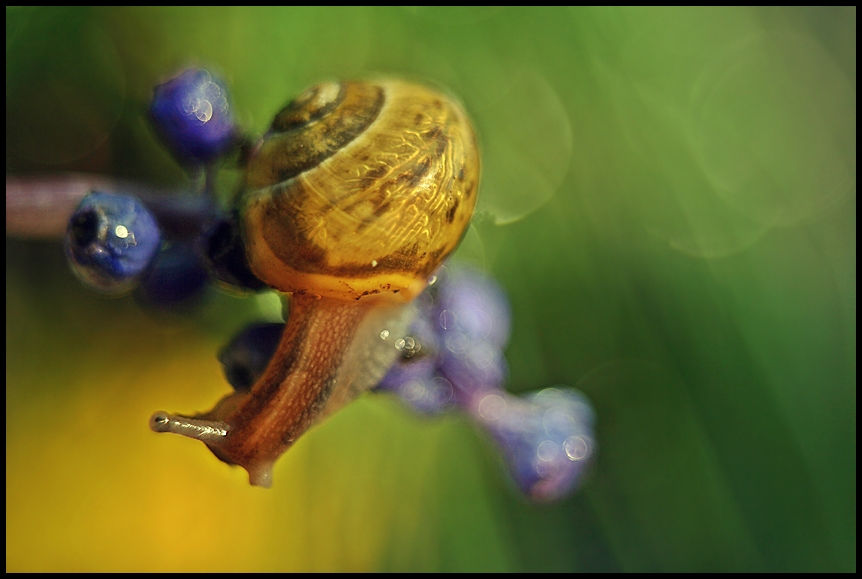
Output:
[
  {"left": 149, "top": 68, "right": 237, "bottom": 165},
  {"left": 471, "top": 387, "right": 596, "bottom": 502},
  {"left": 376, "top": 265, "right": 596, "bottom": 501},
  {"left": 218, "top": 323, "right": 285, "bottom": 392},
  {"left": 435, "top": 266, "right": 511, "bottom": 348},
  {"left": 378, "top": 373, "right": 458, "bottom": 416},
  {"left": 433, "top": 266, "right": 511, "bottom": 400},
  {"left": 439, "top": 338, "right": 508, "bottom": 404},
  {"left": 65, "top": 191, "right": 162, "bottom": 295},
  {"left": 135, "top": 242, "right": 210, "bottom": 313}
]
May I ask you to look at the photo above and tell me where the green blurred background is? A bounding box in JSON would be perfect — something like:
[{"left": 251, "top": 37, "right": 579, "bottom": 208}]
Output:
[{"left": 6, "top": 7, "right": 855, "bottom": 572}]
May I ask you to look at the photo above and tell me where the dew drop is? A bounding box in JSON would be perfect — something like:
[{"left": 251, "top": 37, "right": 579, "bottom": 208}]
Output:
[
  {"left": 429, "top": 376, "right": 453, "bottom": 404},
  {"left": 543, "top": 408, "right": 576, "bottom": 433},
  {"left": 401, "top": 336, "right": 420, "bottom": 358},
  {"left": 472, "top": 343, "right": 495, "bottom": 369},
  {"left": 444, "top": 332, "right": 468, "bottom": 353},
  {"left": 439, "top": 309, "right": 457, "bottom": 330},
  {"left": 403, "top": 380, "right": 426, "bottom": 401},
  {"left": 371, "top": 259, "right": 378, "bottom": 267},
  {"left": 395, "top": 338, "right": 406, "bottom": 351},
  {"left": 477, "top": 394, "right": 506, "bottom": 421},
  {"left": 428, "top": 274, "right": 438, "bottom": 285},
  {"left": 564, "top": 435, "right": 590, "bottom": 461},
  {"left": 533, "top": 387, "right": 563, "bottom": 404},
  {"left": 379, "top": 329, "right": 390, "bottom": 340},
  {"left": 195, "top": 99, "right": 214, "bottom": 123}
]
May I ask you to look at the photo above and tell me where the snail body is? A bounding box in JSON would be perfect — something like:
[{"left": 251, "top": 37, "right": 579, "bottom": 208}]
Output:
[{"left": 151, "top": 79, "right": 480, "bottom": 486}]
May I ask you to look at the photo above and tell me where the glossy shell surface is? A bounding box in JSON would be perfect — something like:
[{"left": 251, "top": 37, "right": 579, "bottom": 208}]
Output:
[{"left": 242, "top": 80, "right": 480, "bottom": 302}]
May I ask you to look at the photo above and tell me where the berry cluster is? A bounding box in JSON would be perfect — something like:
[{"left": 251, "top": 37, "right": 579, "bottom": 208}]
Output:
[
  {"left": 376, "top": 266, "right": 595, "bottom": 501},
  {"left": 64, "top": 69, "right": 255, "bottom": 308},
  {"left": 63, "top": 67, "right": 595, "bottom": 501}
]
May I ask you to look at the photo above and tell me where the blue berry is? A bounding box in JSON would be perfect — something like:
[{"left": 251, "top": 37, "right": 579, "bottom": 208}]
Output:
[
  {"left": 218, "top": 323, "right": 285, "bottom": 392},
  {"left": 149, "top": 68, "right": 237, "bottom": 165},
  {"left": 471, "top": 387, "right": 596, "bottom": 502},
  {"left": 65, "top": 191, "right": 162, "bottom": 295},
  {"left": 135, "top": 242, "right": 210, "bottom": 313}
]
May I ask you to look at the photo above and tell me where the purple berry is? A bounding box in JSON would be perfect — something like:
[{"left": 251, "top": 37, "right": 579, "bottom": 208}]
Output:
[
  {"left": 439, "top": 338, "right": 508, "bottom": 404},
  {"left": 435, "top": 266, "right": 511, "bottom": 348},
  {"left": 376, "top": 265, "right": 597, "bottom": 501},
  {"left": 218, "top": 323, "right": 285, "bottom": 392},
  {"left": 433, "top": 266, "right": 511, "bottom": 401},
  {"left": 65, "top": 191, "right": 162, "bottom": 295},
  {"left": 471, "top": 387, "right": 596, "bottom": 502},
  {"left": 376, "top": 265, "right": 512, "bottom": 412},
  {"left": 376, "top": 300, "right": 455, "bottom": 414},
  {"left": 377, "top": 372, "right": 457, "bottom": 416},
  {"left": 149, "top": 68, "right": 237, "bottom": 166}
]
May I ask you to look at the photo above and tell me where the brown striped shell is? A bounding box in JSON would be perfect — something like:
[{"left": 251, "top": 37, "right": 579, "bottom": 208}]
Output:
[{"left": 241, "top": 80, "right": 480, "bottom": 302}]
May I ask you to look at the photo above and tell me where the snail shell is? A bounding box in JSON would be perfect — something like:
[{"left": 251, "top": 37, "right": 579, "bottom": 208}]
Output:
[
  {"left": 242, "top": 80, "right": 480, "bottom": 302},
  {"left": 151, "top": 79, "right": 479, "bottom": 486}
]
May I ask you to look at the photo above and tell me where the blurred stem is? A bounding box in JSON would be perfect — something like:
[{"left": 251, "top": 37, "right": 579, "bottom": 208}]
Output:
[{"left": 6, "top": 173, "right": 218, "bottom": 241}]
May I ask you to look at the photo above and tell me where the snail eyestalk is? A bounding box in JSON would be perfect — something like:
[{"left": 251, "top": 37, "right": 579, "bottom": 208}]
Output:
[{"left": 149, "top": 412, "right": 230, "bottom": 443}]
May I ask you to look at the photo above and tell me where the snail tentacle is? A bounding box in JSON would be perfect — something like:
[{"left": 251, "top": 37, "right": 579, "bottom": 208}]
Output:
[{"left": 149, "top": 412, "right": 229, "bottom": 443}]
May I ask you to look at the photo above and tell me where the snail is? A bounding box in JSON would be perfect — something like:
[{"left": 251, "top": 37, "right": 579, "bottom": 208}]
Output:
[{"left": 149, "top": 79, "right": 480, "bottom": 487}]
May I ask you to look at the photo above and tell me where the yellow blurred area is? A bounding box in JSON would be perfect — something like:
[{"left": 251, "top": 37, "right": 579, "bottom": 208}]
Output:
[
  {"left": 6, "top": 320, "right": 492, "bottom": 571},
  {"left": 5, "top": 280, "right": 497, "bottom": 571}
]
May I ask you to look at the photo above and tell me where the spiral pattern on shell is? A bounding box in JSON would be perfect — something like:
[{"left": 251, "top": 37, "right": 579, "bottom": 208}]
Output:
[{"left": 241, "top": 80, "right": 480, "bottom": 302}]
